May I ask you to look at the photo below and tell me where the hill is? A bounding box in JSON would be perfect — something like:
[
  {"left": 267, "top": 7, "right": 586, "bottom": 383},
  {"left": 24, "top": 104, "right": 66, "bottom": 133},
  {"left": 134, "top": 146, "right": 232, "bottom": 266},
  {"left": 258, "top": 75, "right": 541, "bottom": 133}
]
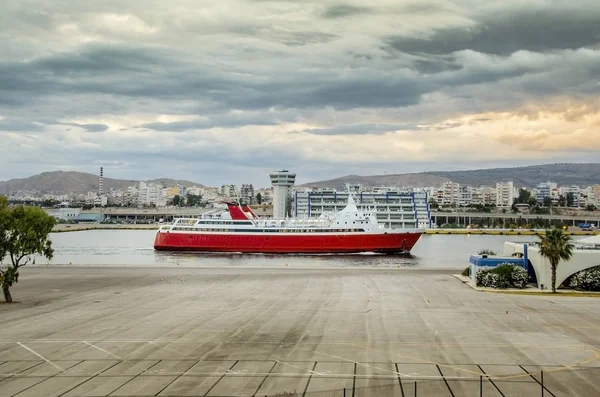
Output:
[
  {"left": 302, "top": 163, "right": 600, "bottom": 190},
  {"left": 0, "top": 171, "right": 204, "bottom": 195}
]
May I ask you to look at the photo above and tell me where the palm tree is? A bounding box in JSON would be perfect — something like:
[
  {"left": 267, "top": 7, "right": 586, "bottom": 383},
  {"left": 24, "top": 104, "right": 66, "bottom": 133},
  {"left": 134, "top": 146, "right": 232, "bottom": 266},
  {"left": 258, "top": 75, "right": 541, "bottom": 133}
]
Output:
[{"left": 538, "top": 228, "right": 574, "bottom": 292}]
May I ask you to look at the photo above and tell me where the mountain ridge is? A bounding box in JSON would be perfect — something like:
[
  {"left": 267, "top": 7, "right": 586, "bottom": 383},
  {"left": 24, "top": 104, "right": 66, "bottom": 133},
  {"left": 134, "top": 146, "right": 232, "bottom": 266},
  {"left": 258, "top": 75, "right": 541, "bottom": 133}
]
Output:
[
  {"left": 0, "top": 171, "right": 205, "bottom": 195},
  {"left": 301, "top": 163, "right": 600, "bottom": 190}
]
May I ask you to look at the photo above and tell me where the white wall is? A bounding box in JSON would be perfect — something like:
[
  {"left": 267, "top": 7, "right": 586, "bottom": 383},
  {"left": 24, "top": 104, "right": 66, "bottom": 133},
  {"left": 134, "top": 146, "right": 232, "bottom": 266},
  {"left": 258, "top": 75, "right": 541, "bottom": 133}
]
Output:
[{"left": 504, "top": 242, "right": 600, "bottom": 289}]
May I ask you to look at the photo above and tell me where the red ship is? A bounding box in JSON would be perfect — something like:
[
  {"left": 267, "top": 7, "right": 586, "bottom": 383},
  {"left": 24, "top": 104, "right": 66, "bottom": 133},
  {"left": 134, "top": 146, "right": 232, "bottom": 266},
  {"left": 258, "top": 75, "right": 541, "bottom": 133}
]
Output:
[{"left": 154, "top": 196, "right": 423, "bottom": 254}]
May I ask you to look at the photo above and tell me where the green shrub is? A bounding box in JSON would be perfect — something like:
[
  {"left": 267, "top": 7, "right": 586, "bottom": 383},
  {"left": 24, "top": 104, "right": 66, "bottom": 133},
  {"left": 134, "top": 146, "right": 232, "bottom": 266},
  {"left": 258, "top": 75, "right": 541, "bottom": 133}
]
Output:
[
  {"left": 462, "top": 266, "right": 470, "bottom": 277},
  {"left": 570, "top": 266, "right": 600, "bottom": 291},
  {"left": 475, "top": 264, "right": 529, "bottom": 289},
  {"left": 478, "top": 249, "right": 497, "bottom": 256}
]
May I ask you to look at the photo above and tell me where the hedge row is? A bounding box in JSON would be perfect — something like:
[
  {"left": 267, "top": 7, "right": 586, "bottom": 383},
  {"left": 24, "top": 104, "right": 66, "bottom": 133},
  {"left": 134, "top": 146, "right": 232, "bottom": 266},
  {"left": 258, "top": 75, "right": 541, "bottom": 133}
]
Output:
[{"left": 475, "top": 264, "right": 529, "bottom": 289}]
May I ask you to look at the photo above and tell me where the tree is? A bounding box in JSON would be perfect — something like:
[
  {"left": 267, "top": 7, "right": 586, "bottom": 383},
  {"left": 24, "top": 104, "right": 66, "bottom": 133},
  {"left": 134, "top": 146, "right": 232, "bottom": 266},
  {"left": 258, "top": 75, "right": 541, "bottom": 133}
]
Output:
[
  {"left": 527, "top": 197, "right": 538, "bottom": 207},
  {"left": 586, "top": 204, "right": 597, "bottom": 211},
  {"left": 538, "top": 228, "right": 574, "bottom": 293},
  {"left": 566, "top": 192, "right": 575, "bottom": 207},
  {"left": 0, "top": 203, "right": 55, "bottom": 302},
  {"left": 256, "top": 192, "right": 262, "bottom": 205},
  {"left": 186, "top": 193, "right": 202, "bottom": 207},
  {"left": 543, "top": 196, "right": 552, "bottom": 207},
  {"left": 558, "top": 195, "right": 566, "bottom": 207},
  {"left": 172, "top": 195, "right": 183, "bottom": 206},
  {"left": 516, "top": 188, "right": 531, "bottom": 204}
]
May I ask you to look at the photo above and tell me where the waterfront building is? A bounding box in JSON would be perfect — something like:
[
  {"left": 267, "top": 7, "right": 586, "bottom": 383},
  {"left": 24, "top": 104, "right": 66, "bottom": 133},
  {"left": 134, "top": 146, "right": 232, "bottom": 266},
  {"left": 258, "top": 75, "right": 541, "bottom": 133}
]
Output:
[
  {"left": 458, "top": 185, "right": 473, "bottom": 207},
  {"left": 495, "top": 181, "right": 515, "bottom": 207},
  {"left": 294, "top": 188, "right": 431, "bottom": 229},
  {"left": 471, "top": 186, "right": 496, "bottom": 206},
  {"left": 536, "top": 181, "right": 558, "bottom": 204},
  {"left": 138, "top": 182, "right": 166, "bottom": 207},
  {"left": 440, "top": 182, "right": 460, "bottom": 206}
]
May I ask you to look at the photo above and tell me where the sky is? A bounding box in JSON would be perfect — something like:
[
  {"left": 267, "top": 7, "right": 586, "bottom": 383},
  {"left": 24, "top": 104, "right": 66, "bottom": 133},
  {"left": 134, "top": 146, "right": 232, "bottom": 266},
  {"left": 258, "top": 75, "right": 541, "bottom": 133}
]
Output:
[{"left": 1, "top": 0, "right": 599, "bottom": 187}]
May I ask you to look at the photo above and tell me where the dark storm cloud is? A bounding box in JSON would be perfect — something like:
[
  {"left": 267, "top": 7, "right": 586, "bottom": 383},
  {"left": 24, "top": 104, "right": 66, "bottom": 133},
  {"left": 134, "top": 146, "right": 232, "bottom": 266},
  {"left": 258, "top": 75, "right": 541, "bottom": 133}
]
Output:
[
  {"left": 388, "top": 7, "right": 600, "bottom": 56},
  {"left": 0, "top": 43, "right": 434, "bottom": 111},
  {"left": 322, "top": 5, "right": 371, "bottom": 19},
  {"left": 0, "top": 45, "right": 183, "bottom": 106}
]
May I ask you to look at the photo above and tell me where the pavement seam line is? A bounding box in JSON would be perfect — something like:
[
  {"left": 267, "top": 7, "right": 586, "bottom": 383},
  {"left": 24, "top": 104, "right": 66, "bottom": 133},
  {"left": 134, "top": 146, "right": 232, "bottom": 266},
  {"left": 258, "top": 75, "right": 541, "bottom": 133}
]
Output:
[
  {"left": 108, "top": 359, "right": 162, "bottom": 396},
  {"left": 298, "top": 346, "right": 406, "bottom": 377},
  {"left": 394, "top": 363, "right": 405, "bottom": 397},
  {"left": 477, "top": 364, "right": 505, "bottom": 397},
  {"left": 252, "top": 360, "right": 278, "bottom": 396},
  {"left": 275, "top": 361, "right": 324, "bottom": 376},
  {"left": 153, "top": 359, "right": 199, "bottom": 396},
  {"left": 351, "top": 362, "right": 356, "bottom": 397},
  {"left": 10, "top": 360, "right": 84, "bottom": 397},
  {"left": 518, "top": 365, "right": 557, "bottom": 397},
  {"left": 82, "top": 341, "right": 124, "bottom": 361},
  {"left": 56, "top": 360, "right": 123, "bottom": 397},
  {"left": 0, "top": 360, "right": 45, "bottom": 378},
  {"left": 203, "top": 360, "right": 239, "bottom": 396},
  {"left": 435, "top": 364, "right": 455, "bottom": 397},
  {"left": 16, "top": 342, "right": 63, "bottom": 372},
  {"left": 301, "top": 362, "right": 318, "bottom": 397}
]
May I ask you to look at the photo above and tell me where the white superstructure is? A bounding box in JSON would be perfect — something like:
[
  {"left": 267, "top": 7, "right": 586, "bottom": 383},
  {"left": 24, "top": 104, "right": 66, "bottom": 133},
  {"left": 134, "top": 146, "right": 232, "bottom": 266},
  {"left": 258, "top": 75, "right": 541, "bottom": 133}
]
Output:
[{"left": 294, "top": 188, "right": 431, "bottom": 229}]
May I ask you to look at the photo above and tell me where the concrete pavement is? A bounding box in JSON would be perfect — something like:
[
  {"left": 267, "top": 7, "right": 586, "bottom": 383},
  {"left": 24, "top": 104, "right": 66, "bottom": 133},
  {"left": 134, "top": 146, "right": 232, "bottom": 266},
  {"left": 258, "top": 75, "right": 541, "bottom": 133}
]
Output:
[{"left": 1, "top": 266, "right": 599, "bottom": 396}]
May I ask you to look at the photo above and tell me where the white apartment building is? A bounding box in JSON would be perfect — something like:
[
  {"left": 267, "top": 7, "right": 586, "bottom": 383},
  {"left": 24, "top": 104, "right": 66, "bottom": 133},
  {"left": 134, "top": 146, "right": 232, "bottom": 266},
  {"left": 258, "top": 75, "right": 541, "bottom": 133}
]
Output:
[
  {"left": 536, "top": 182, "right": 558, "bottom": 204},
  {"left": 495, "top": 181, "right": 515, "bottom": 207},
  {"left": 471, "top": 186, "right": 497, "bottom": 206},
  {"left": 458, "top": 185, "right": 473, "bottom": 206},
  {"left": 587, "top": 185, "right": 600, "bottom": 206},
  {"left": 440, "top": 182, "right": 460, "bottom": 206},
  {"left": 138, "top": 181, "right": 166, "bottom": 207},
  {"left": 294, "top": 188, "right": 431, "bottom": 229}
]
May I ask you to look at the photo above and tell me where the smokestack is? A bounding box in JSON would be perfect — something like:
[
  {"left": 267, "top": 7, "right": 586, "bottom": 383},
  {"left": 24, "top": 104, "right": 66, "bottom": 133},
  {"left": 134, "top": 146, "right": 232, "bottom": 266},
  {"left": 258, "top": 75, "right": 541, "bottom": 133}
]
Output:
[{"left": 99, "top": 167, "right": 104, "bottom": 196}]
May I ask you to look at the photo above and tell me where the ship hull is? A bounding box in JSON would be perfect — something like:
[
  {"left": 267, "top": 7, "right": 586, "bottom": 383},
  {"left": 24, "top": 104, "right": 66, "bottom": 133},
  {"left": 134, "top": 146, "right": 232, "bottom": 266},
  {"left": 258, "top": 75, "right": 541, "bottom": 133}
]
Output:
[{"left": 154, "top": 231, "right": 422, "bottom": 254}]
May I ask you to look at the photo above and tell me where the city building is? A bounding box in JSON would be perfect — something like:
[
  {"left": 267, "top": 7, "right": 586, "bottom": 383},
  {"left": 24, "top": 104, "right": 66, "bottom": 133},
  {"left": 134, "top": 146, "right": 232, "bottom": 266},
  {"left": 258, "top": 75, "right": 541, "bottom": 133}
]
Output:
[
  {"left": 240, "top": 184, "right": 255, "bottom": 204},
  {"left": 138, "top": 181, "right": 166, "bottom": 207},
  {"left": 294, "top": 188, "right": 431, "bottom": 229},
  {"left": 587, "top": 185, "right": 600, "bottom": 206},
  {"left": 458, "top": 185, "right": 473, "bottom": 207},
  {"left": 270, "top": 170, "right": 296, "bottom": 219},
  {"left": 495, "top": 181, "right": 515, "bottom": 207},
  {"left": 220, "top": 184, "right": 237, "bottom": 198},
  {"left": 536, "top": 181, "right": 558, "bottom": 204},
  {"left": 440, "top": 182, "right": 460, "bottom": 206}
]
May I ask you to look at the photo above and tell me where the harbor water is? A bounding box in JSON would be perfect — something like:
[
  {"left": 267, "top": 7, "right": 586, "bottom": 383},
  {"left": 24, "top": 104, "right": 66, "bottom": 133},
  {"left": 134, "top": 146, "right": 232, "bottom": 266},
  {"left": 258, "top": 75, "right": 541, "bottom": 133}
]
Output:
[{"left": 30, "top": 230, "right": 566, "bottom": 269}]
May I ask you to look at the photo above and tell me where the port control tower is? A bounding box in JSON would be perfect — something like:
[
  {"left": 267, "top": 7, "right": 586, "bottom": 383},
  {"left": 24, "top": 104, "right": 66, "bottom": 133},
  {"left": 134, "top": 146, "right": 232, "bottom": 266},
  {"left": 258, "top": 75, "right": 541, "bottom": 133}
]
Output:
[{"left": 269, "top": 170, "right": 296, "bottom": 219}]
